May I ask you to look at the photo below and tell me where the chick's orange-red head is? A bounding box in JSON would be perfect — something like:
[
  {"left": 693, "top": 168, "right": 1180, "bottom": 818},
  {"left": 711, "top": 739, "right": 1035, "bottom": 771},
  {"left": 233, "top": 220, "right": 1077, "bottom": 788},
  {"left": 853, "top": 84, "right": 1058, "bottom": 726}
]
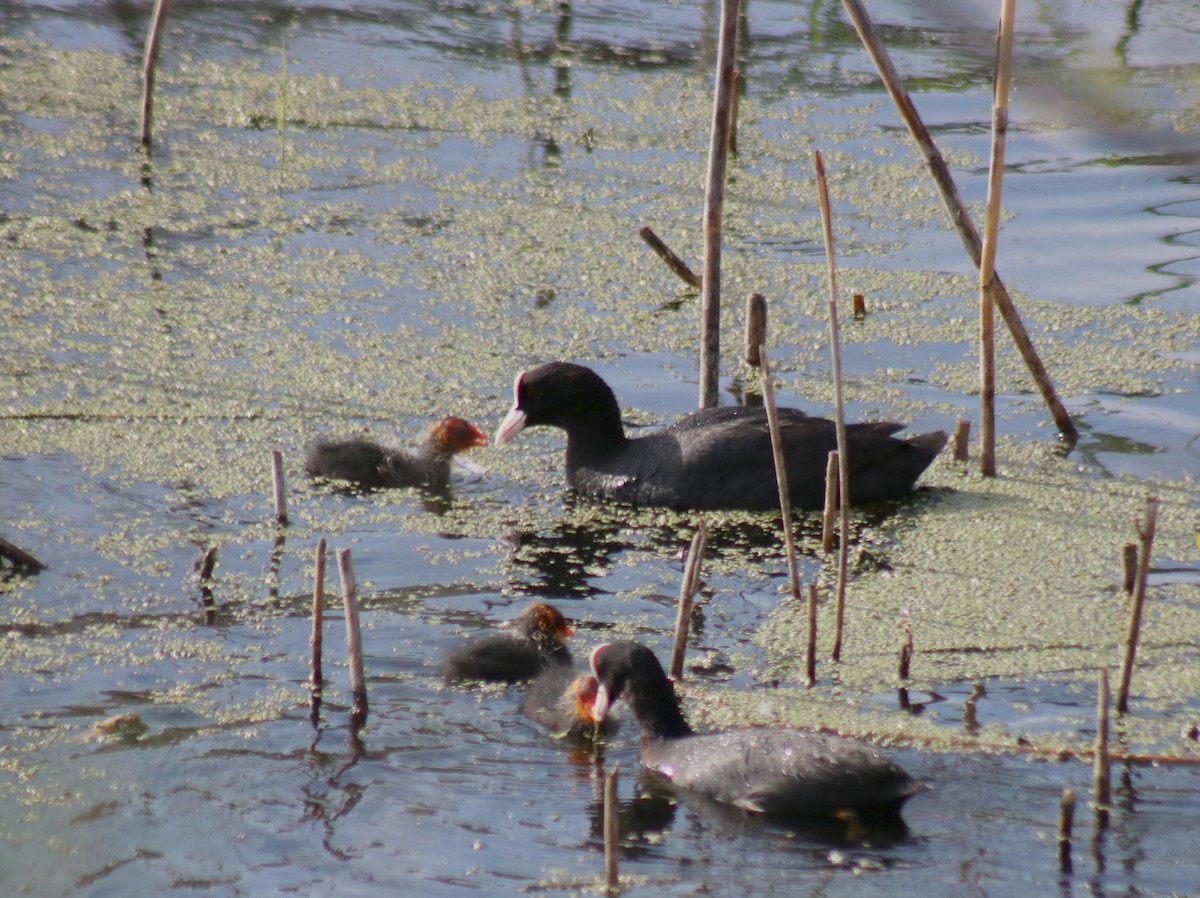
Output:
[
  {"left": 431, "top": 417, "right": 488, "bottom": 453},
  {"left": 570, "top": 674, "right": 600, "bottom": 725}
]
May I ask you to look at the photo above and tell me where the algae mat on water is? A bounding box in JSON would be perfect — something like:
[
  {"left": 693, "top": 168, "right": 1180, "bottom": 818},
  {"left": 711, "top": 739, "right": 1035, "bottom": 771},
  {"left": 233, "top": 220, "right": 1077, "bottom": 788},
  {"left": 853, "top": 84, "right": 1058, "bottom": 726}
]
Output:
[
  {"left": 2, "top": 28, "right": 1198, "bottom": 761},
  {"left": 696, "top": 441, "right": 1200, "bottom": 758}
]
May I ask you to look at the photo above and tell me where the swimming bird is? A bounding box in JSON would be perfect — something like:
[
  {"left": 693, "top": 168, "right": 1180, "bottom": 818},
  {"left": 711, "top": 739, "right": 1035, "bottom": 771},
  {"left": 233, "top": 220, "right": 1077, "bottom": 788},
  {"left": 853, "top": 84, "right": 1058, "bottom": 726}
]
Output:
[
  {"left": 522, "top": 667, "right": 618, "bottom": 742},
  {"left": 589, "top": 640, "right": 926, "bottom": 819},
  {"left": 494, "top": 362, "right": 945, "bottom": 511},
  {"left": 305, "top": 416, "right": 487, "bottom": 489},
  {"left": 441, "top": 602, "right": 574, "bottom": 683}
]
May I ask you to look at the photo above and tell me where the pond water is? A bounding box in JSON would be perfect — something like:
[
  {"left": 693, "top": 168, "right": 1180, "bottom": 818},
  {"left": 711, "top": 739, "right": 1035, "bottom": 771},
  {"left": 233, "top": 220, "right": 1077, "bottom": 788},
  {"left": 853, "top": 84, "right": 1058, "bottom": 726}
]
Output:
[{"left": 2, "top": 0, "right": 1199, "bottom": 896}]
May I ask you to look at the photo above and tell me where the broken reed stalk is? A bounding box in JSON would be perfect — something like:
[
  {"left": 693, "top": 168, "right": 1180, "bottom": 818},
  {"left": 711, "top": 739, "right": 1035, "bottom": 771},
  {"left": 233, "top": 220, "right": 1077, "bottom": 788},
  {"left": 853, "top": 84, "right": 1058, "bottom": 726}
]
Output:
[
  {"left": 1094, "top": 668, "right": 1111, "bottom": 815},
  {"left": 952, "top": 418, "right": 971, "bottom": 462},
  {"left": 604, "top": 761, "right": 621, "bottom": 893},
  {"left": 311, "top": 538, "right": 326, "bottom": 692},
  {"left": 837, "top": 0, "right": 1078, "bottom": 446},
  {"left": 962, "top": 682, "right": 984, "bottom": 731},
  {"left": 270, "top": 449, "right": 288, "bottom": 525},
  {"left": 813, "top": 150, "right": 851, "bottom": 662},
  {"left": 1057, "top": 787, "right": 1076, "bottom": 873},
  {"left": 0, "top": 535, "right": 46, "bottom": 573},
  {"left": 1116, "top": 496, "right": 1160, "bottom": 715},
  {"left": 197, "top": 546, "right": 217, "bottom": 583},
  {"left": 851, "top": 293, "right": 867, "bottom": 319},
  {"left": 638, "top": 226, "right": 701, "bottom": 288},
  {"left": 669, "top": 524, "right": 709, "bottom": 680},
  {"left": 897, "top": 626, "right": 914, "bottom": 710},
  {"left": 698, "top": 0, "right": 739, "bottom": 410},
  {"left": 741, "top": 293, "right": 768, "bottom": 406},
  {"left": 977, "top": 0, "right": 1016, "bottom": 477},
  {"left": 197, "top": 544, "right": 216, "bottom": 603},
  {"left": 337, "top": 548, "right": 368, "bottom": 726},
  {"left": 898, "top": 626, "right": 913, "bottom": 680},
  {"left": 1121, "top": 542, "right": 1138, "bottom": 594},
  {"left": 744, "top": 292, "right": 767, "bottom": 366},
  {"left": 820, "top": 451, "right": 838, "bottom": 554},
  {"left": 805, "top": 582, "right": 818, "bottom": 687},
  {"left": 759, "top": 347, "right": 802, "bottom": 604},
  {"left": 1118, "top": 540, "right": 1137, "bottom": 595},
  {"left": 139, "top": 0, "right": 170, "bottom": 151}
]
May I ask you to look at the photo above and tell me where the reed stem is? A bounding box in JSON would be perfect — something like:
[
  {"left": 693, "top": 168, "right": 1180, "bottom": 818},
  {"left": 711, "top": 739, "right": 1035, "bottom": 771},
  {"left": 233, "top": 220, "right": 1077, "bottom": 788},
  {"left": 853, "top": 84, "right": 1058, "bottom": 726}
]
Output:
[
  {"left": 838, "top": 0, "right": 1078, "bottom": 445},
  {"left": 699, "top": 0, "right": 739, "bottom": 409},
  {"left": 139, "top": 0, "right": 170, "bottom": 151},
  {"left": 669, "top": 524, "right": 709, "bottom": 680},
  {"left": 978, "top": 0, "right": 1016, "bottom": 476},
  {"left": 814, "top": 151, "right": 850, "bottom": 661}
]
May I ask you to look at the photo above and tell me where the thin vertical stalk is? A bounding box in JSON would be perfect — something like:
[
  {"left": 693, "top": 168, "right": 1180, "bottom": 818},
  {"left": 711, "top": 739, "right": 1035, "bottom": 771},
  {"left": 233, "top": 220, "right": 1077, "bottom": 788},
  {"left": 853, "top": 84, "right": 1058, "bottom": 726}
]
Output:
[
  {"left": 139, "top": 0, "right": 170, "bottom": 151},
  {"left": 338, "top": 548, "right": 368, "bottom": 727},
  {"left": 1058, "top": 787, "right": 1076, "bottom": 873},
  {"left": 1094, "top": 668, "right": 1111, "bottom": 816},
  {"left": 604, "top": 762, "right": 621, "bottom": 893},
  {"left": 699, "top": 0, "right": 739, "bottom": 409},
  {"left": 820, "top": 451, "right": 838, "bottom": 553},
  {"left": 1116, "top": 496, "right": 1160, "bottom": 715},
  {"left": 805, "top": 582, "right": 818, "bottom": 687},
  {"left": 311, "top": 538, "right": 326, "bottom": 692},
  {"left": 760, "top": 347, "right": 802, "bottom": 604},
  {"left": 813, "top": 151, "right": 850, "bottom": 662},
  {"left": 270, "top": 449, "right": 288, "bottom": 525},
  {"left": 978, "top": 0, "right": 1016, "bottom": 476},
  {"left": 669, "top": 524, "right": 709, "bottom": 680}
]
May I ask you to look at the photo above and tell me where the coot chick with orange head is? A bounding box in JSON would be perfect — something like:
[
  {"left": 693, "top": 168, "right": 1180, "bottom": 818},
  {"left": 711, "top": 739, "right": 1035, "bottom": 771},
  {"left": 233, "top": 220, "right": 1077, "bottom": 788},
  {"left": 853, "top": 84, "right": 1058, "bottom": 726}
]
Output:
[
  {"left": 494, "top": 362, "right": 946, "bottom": 511},
  {"left": 442, "top": 602, "right": 574, "bottom": 684},
  {"left": 589, "top": 641, "right": 925, "bottom": 819},
  {"left": 523, "top": 667, "right": 618, "bottom": 742},
  {"left": 305, "top": 416, "right": 487, "bottom": 490}
]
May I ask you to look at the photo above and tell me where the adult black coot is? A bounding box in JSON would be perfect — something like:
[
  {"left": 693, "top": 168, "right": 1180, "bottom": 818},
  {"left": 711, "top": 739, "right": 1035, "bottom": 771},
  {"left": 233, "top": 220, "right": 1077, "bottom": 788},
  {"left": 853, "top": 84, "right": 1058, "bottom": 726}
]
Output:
[
  {"left": 442, "top": 602, "right": 574, "bottom": 683},
  {"left": 305, "top": 416, "right": 487, "bottom": 489},
  {"left": 522, "top": 667, "right": 618, "bottom": 742},
  {"left": 589, "top": 641, "right": 926, "bottom": 819},
  {"left": 494, "top": 361, "right": 946, "bottom": 511}
]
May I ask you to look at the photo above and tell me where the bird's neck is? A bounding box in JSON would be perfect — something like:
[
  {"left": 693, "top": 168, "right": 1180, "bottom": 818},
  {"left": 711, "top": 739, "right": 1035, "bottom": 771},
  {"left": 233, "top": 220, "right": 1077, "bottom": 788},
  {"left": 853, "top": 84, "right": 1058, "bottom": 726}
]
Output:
[
  {"left": 629, "top": 677, "right": 693, "bottom": 742},
  {"left": 559, "top": 383, "right": 628, "bottom": 460}
]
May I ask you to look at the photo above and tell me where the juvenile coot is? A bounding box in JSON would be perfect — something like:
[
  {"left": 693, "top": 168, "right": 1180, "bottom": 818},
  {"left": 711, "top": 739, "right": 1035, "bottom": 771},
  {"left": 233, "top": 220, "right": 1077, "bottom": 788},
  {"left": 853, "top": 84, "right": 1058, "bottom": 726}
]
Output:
[
  {"left": 523, "top": 667, "right": 618, "bottom": 742},
  {"left": 442, "top": 602, "right": 574, "bottom": 683},
  {"left": 494, "top": 361, "right": 946, "bottom": 511},
  {"left": 305, "top": 416, "right": 487, "bottom": 489},
  {"left": 589, "top": 641, "right": 926, "bottom": 819}
]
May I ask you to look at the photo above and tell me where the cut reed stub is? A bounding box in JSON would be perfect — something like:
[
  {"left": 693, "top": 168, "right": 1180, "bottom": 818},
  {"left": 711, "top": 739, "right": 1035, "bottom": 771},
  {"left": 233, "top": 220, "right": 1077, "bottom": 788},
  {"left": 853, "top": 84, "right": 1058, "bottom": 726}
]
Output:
[
  {"left": 898, "top": 626, "right": 913, "bottom": 680},
  {"left": 952, "top": 419, "right": 971, "bottom": 462},
  {"left": 1121, "top": 542, "right": 1138, "bottom": 594},
  {"left": 805, "top": 581, "right": 818, "bottom": 688},
  {"left": 270, "top": 448, "right": 288, "bottom": 525},
  {"left": 1057, "top": 787, "right": 1076, "bottom": 873},
  {"left": 669, "top": 524, "right": 708, "bottom": 680},
  {"left": 311, "top": 538, "right": 327, "bottom": 693},
  {"left": 744, "top": 292, "right": 767, "bottom": 367},
  {"left": 821, "top": 451, "right": 839, "bottom": 553},
  {"left": 1116, "top": 496, "right": 1159, "bottom": 715},
  {"left": 604, "top": 761, "right": 621, "bottom": 891},
  {"left": 338, "top": 548, "right": 368, "bottom": 726},
  {"left": 1094, "top": 668, "right": 1111, "bottom": 816}
]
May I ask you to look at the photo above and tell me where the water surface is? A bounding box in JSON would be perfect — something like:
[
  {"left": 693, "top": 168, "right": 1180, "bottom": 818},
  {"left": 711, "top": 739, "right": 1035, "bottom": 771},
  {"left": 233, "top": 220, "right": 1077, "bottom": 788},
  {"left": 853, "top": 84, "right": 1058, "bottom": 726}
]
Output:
[{"left": 2, "top": 1, "right": 1199, "bottom": 895}]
